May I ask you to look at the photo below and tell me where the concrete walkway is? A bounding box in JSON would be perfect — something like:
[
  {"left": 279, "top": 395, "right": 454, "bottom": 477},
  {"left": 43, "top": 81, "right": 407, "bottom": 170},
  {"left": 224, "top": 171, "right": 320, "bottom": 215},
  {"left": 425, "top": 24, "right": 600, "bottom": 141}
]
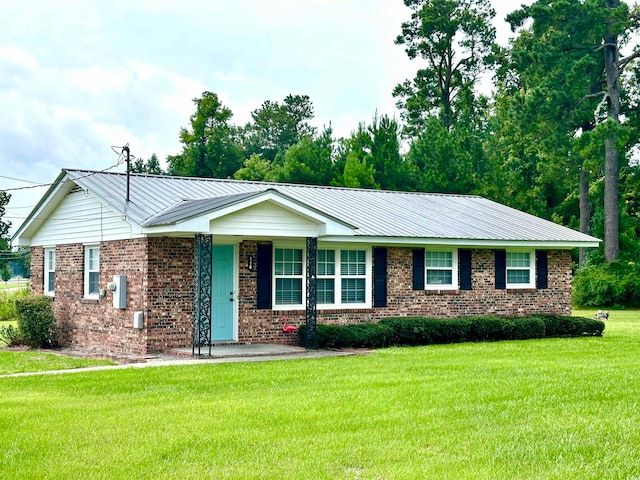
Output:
[{"left": 0, "top": 344, "right": 359, "bottom": 378}]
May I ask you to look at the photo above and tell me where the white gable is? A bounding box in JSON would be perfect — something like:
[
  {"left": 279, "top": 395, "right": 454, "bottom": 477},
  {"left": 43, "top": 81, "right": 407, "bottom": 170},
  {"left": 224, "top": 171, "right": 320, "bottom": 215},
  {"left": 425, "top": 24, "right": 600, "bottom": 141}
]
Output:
[
  {"left": 210, "top": 201, "right": 320, "bottom": 237},
  {"left": 30, "top": 189, "right": 133, "bottom": 246}
]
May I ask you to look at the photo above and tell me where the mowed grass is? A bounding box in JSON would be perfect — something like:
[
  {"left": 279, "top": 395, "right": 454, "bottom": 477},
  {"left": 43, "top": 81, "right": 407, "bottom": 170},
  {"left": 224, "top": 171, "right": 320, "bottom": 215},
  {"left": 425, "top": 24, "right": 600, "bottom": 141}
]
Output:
[
  {"left": 0, "top": 350, "right": 116, "bottom": 375},
  {"left": 0, "top": 281, "right": 30, "bottom": 290},
  {"left": 1, "top": 311, "right": 639, "bottom": 479}
]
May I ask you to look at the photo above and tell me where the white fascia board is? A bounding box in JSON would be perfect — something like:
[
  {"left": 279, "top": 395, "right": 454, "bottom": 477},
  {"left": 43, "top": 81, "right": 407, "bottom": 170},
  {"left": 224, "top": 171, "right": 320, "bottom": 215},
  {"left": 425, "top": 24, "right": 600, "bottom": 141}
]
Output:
[
  {"left": 142, "top": 191, "right": 356, "bottom": 237},
  {"left": 318, "top": 236, "right": 600, "bottom": 249}
]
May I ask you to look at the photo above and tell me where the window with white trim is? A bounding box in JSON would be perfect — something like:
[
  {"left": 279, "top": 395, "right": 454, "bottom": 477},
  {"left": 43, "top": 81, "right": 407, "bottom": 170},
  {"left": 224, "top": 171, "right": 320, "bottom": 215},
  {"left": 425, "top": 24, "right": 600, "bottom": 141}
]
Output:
[
  {"left": 340, "top": 250, "right": 366, "bottom": 303},
  {"left": 273, "top": 245, "right": 371, "bottom": 309},
  {"left": 44, "top": 248, "right": 55, "bottom": 296},
  {"left": 84, "top": 245, "right": 100, "bottom": 298},
  {"left": 317, "top": 249, "right": 335, "bottom": 304},
  {"left": 274, "top": 248, "right": 303, "bottom": 305},
  {"left": 425, "top": 249, "right": 458, "bottom": 290},
  {"left": 506, "top": 251, "right": 535, "bottom": 288}
]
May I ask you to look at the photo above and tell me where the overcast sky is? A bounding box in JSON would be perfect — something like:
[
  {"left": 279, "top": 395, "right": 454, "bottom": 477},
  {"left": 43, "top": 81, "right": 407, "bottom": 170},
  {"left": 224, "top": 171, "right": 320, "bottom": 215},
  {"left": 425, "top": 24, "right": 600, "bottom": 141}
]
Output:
[{"left": 1, "top": 0, "right": 529, "bottom": 235}]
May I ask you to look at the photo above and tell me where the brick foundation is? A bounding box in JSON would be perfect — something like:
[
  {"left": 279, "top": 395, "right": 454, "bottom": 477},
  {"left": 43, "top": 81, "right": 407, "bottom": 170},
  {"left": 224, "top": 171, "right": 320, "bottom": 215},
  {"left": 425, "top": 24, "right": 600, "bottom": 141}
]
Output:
[{"left": 31, "top": 240, "right": 573, "bottom": 355}]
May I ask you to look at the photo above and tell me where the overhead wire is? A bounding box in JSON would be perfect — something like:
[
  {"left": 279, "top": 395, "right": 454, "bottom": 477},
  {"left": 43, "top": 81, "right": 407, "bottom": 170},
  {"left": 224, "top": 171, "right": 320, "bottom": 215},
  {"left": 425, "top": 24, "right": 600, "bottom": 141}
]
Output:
[
  {"left": 0, "top": 144, "right": 133, "bottom": 193},
  {"left": 1, "top": 145, "right": 135, "bottom": 242}
]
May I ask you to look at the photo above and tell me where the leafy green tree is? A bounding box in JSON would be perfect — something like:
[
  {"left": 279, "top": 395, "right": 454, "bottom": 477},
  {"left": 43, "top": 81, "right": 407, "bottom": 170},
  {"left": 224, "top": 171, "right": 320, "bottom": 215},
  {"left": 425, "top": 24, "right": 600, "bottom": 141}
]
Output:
[
  {"left": 494, "top": 0, "right": 607, "bottom": 261},
  {"left": 368, "top": 114, "right": 409, "bottom": 190},
  {"left": 1, "top": 264, "right": 11, "bottom": 284},
  {"left": 338, "top": 152, "right": 378, "bottom": 189},
  {"left": 502, "top": 0, "right": 639, "bottom": 262},
  {"left": 10, "top": 247, "right": 31, "bottom": 279},
  {"left": 394, "top": 0, "right": 496, "bottom": 133},
  {"left": 243, "top": 94, "right": 316, "bottom": 163},
  {"left": 234, "top": 154, "right": 282, "bottom": 182},
  {"left": 131, "top": 153, "right": 164, "bottom": 175},
  {"left": 280, "top": 127, "right": 335, "bottom": 185},
  {"left": 407, "top": 115, "right": 487, "bottom": 195},
  {"left": 332, "top": 126, "right": 379, "bottom": 189},
  {"left": 333, "top": 114, "right": 409, "bottom": 191},
  {"left": 601, "top": 0, "right": 640, "bottom": 261},
  {"left": 168, "top": 91, "right": 244, "bottom": 178}
]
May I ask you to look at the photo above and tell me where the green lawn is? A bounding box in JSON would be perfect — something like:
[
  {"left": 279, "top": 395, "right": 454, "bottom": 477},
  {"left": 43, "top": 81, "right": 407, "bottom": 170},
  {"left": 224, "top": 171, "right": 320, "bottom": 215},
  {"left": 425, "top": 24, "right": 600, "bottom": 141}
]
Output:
[
  {"left": 0, "top": 311, "right": 639, "bottom": 479},
  {"left": 0, "top": 350, "right": 116, "bottom": 375},
  {"left": 0, "top": 282, "right": 29, "bottom": 290}
]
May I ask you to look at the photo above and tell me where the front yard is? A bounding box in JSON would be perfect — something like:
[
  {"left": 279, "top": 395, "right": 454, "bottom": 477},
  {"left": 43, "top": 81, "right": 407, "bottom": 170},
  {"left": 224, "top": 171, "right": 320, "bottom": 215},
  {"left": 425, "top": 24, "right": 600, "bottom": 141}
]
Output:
[{"left": 1, "top": 310, "right": 639, "bottom": 479}]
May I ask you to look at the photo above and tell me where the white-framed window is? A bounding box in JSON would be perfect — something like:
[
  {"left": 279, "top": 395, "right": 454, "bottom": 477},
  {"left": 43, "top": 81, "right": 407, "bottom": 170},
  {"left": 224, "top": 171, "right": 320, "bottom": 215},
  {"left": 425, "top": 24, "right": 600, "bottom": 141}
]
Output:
[
  {"left": 274, "top": 247, "right": 303, "bottom": 306},
  {"left": 273, "top": 244, "right": 371, "bottom": 310},
  {"left": 317, "top": 249, "right": 336, "bottom": 304},
  {"left": 506, "top": 250, "right": 535, "bottom": 288},
  {"left": 425, "top": 249, "right": 458, "bottom": 290},
  {"left": 44, "top": 248, "right": 55, "bottom": 296},
  {"left": 84, "top": 245, "right": 100, "bottom": 298},
  {"left": 339, "top": 250, "right": 367, "bottom": 304}
]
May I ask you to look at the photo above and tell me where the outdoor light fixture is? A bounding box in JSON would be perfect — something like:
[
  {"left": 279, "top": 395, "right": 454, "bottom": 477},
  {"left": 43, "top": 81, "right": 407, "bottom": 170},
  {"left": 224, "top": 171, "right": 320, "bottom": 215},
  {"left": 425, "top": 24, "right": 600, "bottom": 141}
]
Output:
[{"left": 246, "top": 255, "right": 254, "bottom": 272}]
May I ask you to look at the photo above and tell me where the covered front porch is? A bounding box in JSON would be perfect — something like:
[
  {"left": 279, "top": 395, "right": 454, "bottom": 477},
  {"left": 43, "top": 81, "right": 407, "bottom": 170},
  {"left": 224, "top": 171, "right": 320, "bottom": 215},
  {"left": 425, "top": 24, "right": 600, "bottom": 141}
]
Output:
[{"left": 191, "top": 235, "right": 322, "bottom": 355}]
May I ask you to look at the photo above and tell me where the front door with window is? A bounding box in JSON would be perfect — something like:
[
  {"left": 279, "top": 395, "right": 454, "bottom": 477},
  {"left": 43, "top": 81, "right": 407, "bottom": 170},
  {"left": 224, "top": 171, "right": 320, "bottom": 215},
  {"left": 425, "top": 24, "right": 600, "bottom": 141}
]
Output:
[{"left": 211, "top": 245, "right": 235, "bottom": 342}]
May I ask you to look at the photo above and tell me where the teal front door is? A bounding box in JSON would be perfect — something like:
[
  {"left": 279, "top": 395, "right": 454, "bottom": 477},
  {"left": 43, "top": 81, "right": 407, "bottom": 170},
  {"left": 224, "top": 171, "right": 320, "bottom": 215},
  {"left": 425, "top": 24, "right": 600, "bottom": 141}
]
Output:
[{"left": 211, "top": 245, "right": 235, "bottom": 342}]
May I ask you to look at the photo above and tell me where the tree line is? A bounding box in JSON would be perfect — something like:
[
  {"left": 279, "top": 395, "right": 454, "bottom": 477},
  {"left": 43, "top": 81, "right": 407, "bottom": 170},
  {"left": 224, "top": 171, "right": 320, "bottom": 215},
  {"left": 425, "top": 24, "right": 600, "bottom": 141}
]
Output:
[{"left": 107, "top": 1, "right": 640, "bottom": 269}]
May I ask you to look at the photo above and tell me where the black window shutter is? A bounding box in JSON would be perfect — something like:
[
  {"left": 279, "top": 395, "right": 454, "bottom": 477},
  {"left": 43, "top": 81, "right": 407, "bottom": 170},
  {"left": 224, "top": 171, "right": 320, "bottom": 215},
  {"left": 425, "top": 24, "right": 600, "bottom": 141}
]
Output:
[
  {"left": 412, "top": 249, "right": 425, "bottom": 290},
  {"left": 536, "top": 250, "right": 548, "bottom": 289},
  {"left": 459, "top": 249, "right": 472, "bottom": 290},
  {"left": 495, "top": 250, "right": 506, "bottom": 290},
  {"left": 256, "top": 244, "right": 272, "bottom": 309},
  {"left": 373, "top": 247, "right": 387, "bottom": 307}
]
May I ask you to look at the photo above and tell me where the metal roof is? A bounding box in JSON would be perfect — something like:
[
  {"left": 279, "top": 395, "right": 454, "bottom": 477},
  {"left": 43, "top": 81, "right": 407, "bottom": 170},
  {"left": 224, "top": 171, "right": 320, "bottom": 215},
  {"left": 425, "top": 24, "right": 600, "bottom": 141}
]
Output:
[{"left": 48, "top": 169, "right": 599, "bottom": 244}]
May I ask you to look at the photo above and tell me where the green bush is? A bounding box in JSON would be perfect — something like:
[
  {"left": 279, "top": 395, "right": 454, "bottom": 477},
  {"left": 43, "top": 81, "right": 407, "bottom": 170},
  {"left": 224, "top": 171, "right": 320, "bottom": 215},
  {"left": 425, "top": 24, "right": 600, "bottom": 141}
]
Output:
[
  {"left": 301, "top": 323, "right": 395, "bottom": 349},
  {"left": 377, "top": 317, "right": 436, "bottom": 346},
  {"left": 435, "top": 318, "right": 473, "bottom": 344},
  {"left": 573, "top": 261, "right": 640, "bottom": 308},
  {"left": 533, "top": 314, "right": 605, "bottom": 338},
  {"left": 316, "top": 325, "right": 357, "bottom": 349},
  {"left": 303, "top": 314, "right": 604, "bottom": 350},
  {"left": 467, "top": 316, "right": 508, "bottom": 342},
  {"left": 510, "top": 317, "right": 546, "bottom": 340},
  {"left": 15, "top": 295, "right": 58, "bottom": 348},
  {"left": 348, "top": 323, "right": 394, "bottom": 348},
  {"left": 0, "top": 324, "right": 23, "bottom": 347},
  {"left": 0, "top": 288, "right": 29, "bottom": 321}
]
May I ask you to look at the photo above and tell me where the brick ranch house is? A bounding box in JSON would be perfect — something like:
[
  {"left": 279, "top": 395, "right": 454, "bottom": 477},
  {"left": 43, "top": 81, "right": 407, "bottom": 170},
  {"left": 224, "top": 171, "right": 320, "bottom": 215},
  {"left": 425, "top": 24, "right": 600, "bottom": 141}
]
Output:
[{"left": 13, "top": 169, "right": 599, "bottom": 356}]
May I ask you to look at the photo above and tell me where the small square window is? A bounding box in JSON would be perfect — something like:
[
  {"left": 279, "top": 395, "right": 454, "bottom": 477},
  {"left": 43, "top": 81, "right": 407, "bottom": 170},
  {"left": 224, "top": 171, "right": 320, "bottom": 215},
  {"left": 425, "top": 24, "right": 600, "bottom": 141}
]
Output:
[
  {"left": 424, "top": 250, "right": 457, "bottom": 289},
  {"left": 506, "top": 251, "right": 533, "bottom": 287},
  {"left": 341, "top": 278, "right": 366, "bottom": 303},
  {"left": 275, "top": 278, "right": 302, "bottom": 305},
  {"left": 341, "top": 250, "right": 366, "bottom": 276},
  {"left": 317, "top": 278, "right": 335, "bottom": 304}
]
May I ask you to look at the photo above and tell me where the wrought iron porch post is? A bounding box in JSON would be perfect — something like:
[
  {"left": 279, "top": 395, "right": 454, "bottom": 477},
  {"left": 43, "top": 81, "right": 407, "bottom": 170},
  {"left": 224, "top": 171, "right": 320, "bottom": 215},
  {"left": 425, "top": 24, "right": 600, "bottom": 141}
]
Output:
[
  {"left": 306, "top": 237, "right": 318, "bottom": 349},
  {"left": 193, "top": 234, "right": 213, "bottom": 356}
]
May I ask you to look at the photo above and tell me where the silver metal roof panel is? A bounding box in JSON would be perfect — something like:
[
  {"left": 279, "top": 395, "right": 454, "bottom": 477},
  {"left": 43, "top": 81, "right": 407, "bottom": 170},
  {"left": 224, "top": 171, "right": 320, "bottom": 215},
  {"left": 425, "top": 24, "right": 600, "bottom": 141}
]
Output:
[{"left": 60, "top": 169, "right": 599, "bottom": 244}]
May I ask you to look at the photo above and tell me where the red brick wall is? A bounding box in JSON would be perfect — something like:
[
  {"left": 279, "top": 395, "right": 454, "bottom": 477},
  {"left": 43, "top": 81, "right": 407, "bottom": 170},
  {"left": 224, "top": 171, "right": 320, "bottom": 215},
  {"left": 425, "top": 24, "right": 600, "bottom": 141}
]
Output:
[
  {"left": 30, "top": 247, "right": 44, "bottom": 295},
  {"left": 383, "top": 247, "right": 572, "bottom": 318},
  {"left": 31, "top": 240, "right": 573, "bottom": 354},
  {"left": 236, "top": 243, "right": 573, "bottom": 346},
  {"left": 30, "top": 238, "right": 194, "bottom": 356},
  {"left": 32, "top": 240, "right": 148, "bottom": 355},
  {"left": 143, "top": 237, "right": 194, "bottom": 352}
]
